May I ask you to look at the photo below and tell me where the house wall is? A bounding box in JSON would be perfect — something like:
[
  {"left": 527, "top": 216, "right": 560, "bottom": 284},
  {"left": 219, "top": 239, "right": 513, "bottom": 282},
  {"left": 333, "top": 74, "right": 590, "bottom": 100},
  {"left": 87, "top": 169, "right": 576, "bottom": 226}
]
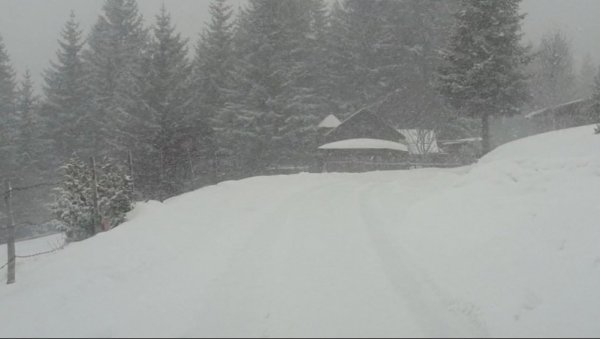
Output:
[{"left": 320, "top": 149, "right": 409, "bottom": 173}]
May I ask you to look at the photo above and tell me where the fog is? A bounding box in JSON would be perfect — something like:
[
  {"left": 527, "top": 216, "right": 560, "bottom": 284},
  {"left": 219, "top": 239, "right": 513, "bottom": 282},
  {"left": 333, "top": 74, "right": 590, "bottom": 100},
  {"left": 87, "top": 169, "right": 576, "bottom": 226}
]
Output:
[
  {"left": 521, "top": 0, "right": 600, "bottom": 63},
  {"left": 1, "top": 0, "right": 599, "bottom": 90},
  {"left": 0, "top": 0, "right": 244, "bottom": 88}
]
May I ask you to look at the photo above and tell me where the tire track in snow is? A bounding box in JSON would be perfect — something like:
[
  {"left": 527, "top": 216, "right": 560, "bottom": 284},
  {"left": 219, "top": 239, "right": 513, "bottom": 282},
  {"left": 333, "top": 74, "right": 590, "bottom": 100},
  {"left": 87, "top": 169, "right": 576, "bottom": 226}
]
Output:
[
  {"left": 188, "top": 175, "right": 358, "bottom": 337},
  {"left": 357, "top": 182, "right": 489, "bottom": 338}
]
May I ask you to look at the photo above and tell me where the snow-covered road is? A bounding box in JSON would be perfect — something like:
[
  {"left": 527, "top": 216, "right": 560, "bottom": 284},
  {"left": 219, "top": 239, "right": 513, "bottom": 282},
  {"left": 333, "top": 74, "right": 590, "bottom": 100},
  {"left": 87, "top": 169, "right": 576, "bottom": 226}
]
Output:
[{"left": 184, "top": 169, "right": 481, "bottom": 337}]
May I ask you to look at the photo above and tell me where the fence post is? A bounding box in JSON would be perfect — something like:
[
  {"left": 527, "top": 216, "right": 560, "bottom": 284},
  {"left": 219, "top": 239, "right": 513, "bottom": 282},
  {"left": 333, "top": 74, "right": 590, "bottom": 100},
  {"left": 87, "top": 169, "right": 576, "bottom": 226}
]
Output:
[
  {"left": 4, "top": 180, "right": 15, "bottom": 284},
  {"left": 90, "top": 157, "right": 100, "bottom": 235},
  {"left": 186, "top": 147, "right": 195, "bottom": 180},
  {"left": 128, "top": 150, "right": 135, "bottom": 195}
]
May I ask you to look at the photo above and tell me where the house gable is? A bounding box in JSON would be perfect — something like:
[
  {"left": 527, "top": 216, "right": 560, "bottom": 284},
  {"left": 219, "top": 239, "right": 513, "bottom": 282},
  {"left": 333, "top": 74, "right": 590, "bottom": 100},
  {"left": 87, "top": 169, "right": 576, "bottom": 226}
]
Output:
[
  {"left": 318, "top": 114, "right": 342, "bottom": 129},
  {"left": 325, "top": 109, "right": 404, "bottom": 144}
]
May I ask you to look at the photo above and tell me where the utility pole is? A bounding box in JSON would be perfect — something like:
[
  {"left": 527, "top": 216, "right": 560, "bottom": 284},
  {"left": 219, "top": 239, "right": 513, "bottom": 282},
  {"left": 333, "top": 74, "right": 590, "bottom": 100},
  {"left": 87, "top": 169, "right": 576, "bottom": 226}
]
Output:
[
  {"left": 4, "top": 180, "right": 15, "bottom": 284},
  {"left": 90, "top": 157, "right": 100, "bottom": 235}
]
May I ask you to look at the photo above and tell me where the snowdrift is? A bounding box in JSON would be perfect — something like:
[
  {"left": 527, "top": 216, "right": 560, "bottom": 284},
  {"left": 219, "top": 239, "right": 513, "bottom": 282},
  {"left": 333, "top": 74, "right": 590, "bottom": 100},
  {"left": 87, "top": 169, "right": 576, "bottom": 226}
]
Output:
[
  {"left": 0, "top": 125, "right": 598, "bottom": 337},
  {"left": 399, "top": 125, "right": 600, "bottom": 337}
]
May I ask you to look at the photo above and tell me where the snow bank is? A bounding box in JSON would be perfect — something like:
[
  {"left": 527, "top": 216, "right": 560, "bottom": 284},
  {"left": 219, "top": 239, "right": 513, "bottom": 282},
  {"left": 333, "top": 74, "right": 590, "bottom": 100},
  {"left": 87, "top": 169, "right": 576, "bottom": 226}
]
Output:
[
  {"left": 0, "top": 125, "right": 598, "bottom": 337},
  {"left": 398, "top": 125, "right": 600, "bottom": 337}
]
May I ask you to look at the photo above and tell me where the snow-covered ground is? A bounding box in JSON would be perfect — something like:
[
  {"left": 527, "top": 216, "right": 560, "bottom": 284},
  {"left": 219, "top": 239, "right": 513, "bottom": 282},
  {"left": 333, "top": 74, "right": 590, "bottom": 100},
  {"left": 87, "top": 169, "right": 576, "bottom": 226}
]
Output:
[{"left": 0, "top": 125, "right": 599, "bottom": 337}]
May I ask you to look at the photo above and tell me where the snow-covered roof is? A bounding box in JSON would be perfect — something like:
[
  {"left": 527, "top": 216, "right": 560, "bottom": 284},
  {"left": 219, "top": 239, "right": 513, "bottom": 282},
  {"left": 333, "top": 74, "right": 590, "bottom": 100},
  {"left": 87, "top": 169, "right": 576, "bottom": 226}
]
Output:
[
  {"left": 525, "top": 98, "right": 588, "bottom": 119},
  {"left": 396, "top": 129, "right": 441, "bottom": 155},
  {"left": 438, "top": 137, "right": 482, "bottom": 146},
  {"left": 318, "top": 114, "right": 342, "bottom": 129},
  {"left": 319, "top": 138, "right": 408, "bottom": 152}
]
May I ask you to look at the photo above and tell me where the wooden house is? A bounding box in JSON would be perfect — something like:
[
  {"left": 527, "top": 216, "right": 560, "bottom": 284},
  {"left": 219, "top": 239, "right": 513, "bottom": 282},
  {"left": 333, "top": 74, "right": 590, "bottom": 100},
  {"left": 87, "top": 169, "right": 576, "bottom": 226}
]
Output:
[{"left": 318, "top": 109, "right": 410, "bottom": 172}]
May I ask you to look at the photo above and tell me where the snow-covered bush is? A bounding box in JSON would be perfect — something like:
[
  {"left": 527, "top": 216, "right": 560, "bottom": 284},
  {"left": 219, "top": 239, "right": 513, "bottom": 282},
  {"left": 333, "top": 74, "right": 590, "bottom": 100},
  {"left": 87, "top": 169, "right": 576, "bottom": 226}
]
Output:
[
  {"left": 51, "top": 156, "right": 133, "bottom": 241},
  {"left": 51, "top": 156, "right": 96, "bottom": 241},
  {"left": 97, "top": 158, "right": 133, "bottom": 229}
]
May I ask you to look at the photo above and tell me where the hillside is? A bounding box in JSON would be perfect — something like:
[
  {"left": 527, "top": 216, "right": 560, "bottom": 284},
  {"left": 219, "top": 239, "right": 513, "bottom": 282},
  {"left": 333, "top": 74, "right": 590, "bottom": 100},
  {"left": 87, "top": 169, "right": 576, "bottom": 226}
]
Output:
[{"left": 0, "top": 125, "right": 599, "bottom": 337}]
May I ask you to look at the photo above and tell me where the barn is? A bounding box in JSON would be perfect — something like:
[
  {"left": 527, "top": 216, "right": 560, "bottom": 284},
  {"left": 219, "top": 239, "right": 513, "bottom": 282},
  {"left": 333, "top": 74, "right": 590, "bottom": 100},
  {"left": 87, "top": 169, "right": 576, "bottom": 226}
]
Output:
[{"left": 317, "top": 109, "right": 410, "bottom": 172}]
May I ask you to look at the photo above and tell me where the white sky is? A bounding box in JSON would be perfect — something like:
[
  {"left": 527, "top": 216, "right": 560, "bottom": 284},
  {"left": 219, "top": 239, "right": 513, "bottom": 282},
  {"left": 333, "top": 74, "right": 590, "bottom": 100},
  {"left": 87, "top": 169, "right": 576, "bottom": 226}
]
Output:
[{"left": 0, "top": 0, "right": 599, "bottom": 92}]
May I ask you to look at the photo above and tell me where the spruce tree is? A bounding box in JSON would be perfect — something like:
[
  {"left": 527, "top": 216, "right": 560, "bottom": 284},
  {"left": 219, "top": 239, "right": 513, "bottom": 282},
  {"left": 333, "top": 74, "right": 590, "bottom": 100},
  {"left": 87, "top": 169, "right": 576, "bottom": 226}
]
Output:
[
  {"left": 325, "top": 1, "right": 353, "bottom": 114},
  {"left": 42, "top": 11, "right": 87, "bottom": 160},
  {"left": 52, "top": 155, "right": 133, "bottom": 241},
  {"left": 325, "top": 1, "right": 454, "bottom": 129},
  {"left": 387, "top": 0, "right": 456, "bottom": 129},
  {"left": 222, "top": 0, "right": 327, "bottom": 175},
  {"left": 97, "top": 157, "right": 133, "bottom": 228},
  {"left": 0, "top": 35, "right": 17, "bottom": 179},
  {"left": 144, "top": 5, "right": 205, "bottom": 199},
  {"left": 193, "top": 0, "right": 235, "bottom": 120},
  {"left": 192, "top": 0, "right": 236, "bottom": 180},
  {"left": 276, "top": 0, "right": 330, "bottom": 165},
  {"left": 15, "top": 70, "right": 41, "bottom": 169},
  {"left": 82, "top": 0, "right": 150, "bottom": 156},
  {"left": 325, "top": 0, "right": 389, "bottom": 116},
  {"left": 437, "top": 0, "right": 530, "bottom": 155},
  {"left": 0, "top": 35, "right": 15, "bottom": 116},
  {"left": 51, "top": 156, "right": 96, "bottom": 241}
]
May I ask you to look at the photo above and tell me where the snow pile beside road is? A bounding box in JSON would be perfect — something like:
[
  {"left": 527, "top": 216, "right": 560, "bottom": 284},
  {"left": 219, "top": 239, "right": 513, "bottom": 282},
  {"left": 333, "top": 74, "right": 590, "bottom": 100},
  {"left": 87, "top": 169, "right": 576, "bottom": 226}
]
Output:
[{"left": 399, "top": 125, "right": 600, "bottom": 337}]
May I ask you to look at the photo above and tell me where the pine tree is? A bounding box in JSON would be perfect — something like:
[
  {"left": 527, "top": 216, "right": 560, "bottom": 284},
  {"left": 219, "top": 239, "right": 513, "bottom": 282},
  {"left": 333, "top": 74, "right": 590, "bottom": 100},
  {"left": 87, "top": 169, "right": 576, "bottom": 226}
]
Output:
[
  {"left": 82, "top": 0, "right": 150, "bottom": 156},
  {"left": 437, "top": 0, "right": 530, "bottom": 155},
  {"left": 221, "top": 0, "right": 327, "bottom": 175},
  {"left": 530, "top": 30, "right": 577, "bottom": 109},
  {"left": 142, "top": 5, "right": 215, "bottom": 199},
  {"left": 52, "top": 156, "right": 133, "bottom": 241},
  {"left": 42, "top": 11, "right": 87, "bottom": 159},
  {"left": 0, "top": 35, "right": 15, "bottom": 115},
  {"left": 325, "top": 1, "right": 388, "bottom": 116},
  {"left": 191, "top": 0, "right": 236, "bottom": 180},
  {"left": 193, "top": 0, "right": 235, "bottom": 120},
  {"left": 140, "top": 5, "right": 197, "bottom": 199},
  {"left": 97, "top": 157, "right": 133, "bottom": 228},
  {"left": 0, "top": 35, "right": 17, "bottom": 179},
  {"left": 324, "top": 1, "right": 353, "bottom": 114},
  {"left": 325, "top": 1, "right": 455, "bottom": 130},
  {"left": 276, "top": 0, "right": 330, "bottom": 165},
  {"left": 147, "top": 5, "right": 190, "bottom": 125},
  {"left": 51, "top": 156, "right": 96, "bottom": 241},
  {"left": 15, "top": 70, "right": 41, "bottom": 169},
  {"left": 215, "top": 0, "right": 278, "bottom": 175}
]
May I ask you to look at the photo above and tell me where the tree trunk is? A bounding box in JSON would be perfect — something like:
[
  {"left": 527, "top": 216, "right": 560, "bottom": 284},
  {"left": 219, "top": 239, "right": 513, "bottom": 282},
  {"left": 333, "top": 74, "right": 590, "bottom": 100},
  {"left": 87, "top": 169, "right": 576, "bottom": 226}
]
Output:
[
  {"left": 90, "top": 157, "right": 99, "bottom": 236},
  {"left": 5, "top": 180, "right": 15, "bottom": 284},
  {"left": 481, "top": 113, "right": 491, "bottom": 156}
]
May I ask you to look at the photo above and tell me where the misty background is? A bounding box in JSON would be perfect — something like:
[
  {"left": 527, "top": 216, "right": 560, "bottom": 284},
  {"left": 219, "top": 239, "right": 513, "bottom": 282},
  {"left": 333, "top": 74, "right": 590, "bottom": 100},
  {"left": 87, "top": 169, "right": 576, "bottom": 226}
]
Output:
[{"left": 1, "top": 0, "right": 600, "bottom": 90}]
